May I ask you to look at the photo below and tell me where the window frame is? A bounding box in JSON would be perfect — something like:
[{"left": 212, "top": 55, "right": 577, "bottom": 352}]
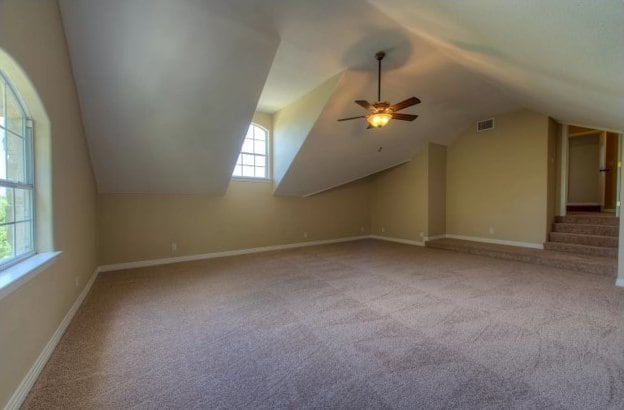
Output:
[
  {"left": 232, "top": 123, "right": 271, "bottom": 181},
  {"left": 0, "top": 70, "right": 36, "bottom": 271}
]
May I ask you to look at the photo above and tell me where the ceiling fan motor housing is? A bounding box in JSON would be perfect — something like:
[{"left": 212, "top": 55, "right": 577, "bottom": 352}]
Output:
[{"left": 336, "top": 50, "right": 420, "bottom": 128}]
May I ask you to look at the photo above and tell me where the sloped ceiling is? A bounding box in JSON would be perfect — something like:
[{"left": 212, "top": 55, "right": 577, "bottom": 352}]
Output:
[
  {"left": 275, "top": 45, "right": 518, "bottom": 196},
  {"left": 59, "top": 0, "right": 278, "bottom": 193},
  {"left": 59, "top": 0, "right": 623, "bottom": 196},
  {"left": 370, "top": 0, "right": 624, "bottom": 131}
]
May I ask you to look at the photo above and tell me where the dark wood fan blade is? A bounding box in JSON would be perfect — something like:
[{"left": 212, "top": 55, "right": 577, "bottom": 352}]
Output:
[
  {"left": 337, "top": 115, "right": 366, "bottom": 122},
  {"left": 390, "top": 97, "right": 421, "bottom": 112},
  {"left": 355, "top": 100, "right": 372, "bottom": 110},
  {"left": 392, "top": 113, "right": 418, "bottom": 121},
  {"left": 366, "top": 124, "right": 373, "bottom": 129}
]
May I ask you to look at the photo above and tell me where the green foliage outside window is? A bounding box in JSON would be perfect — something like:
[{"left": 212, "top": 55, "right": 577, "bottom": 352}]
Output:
[{"left": 0, "top": 195, "right": 11, "bottom": 258}]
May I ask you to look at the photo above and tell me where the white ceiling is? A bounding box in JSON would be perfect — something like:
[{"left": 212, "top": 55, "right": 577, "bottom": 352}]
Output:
[
  {"left": 59, "top": 0, "right": 624, "bottom": 195},
  {"left": 371, "top": 0, "right": 624, "bottom": 131},
  {"left": 275, "top": 41, "right": 518, "bottom": 196},
  {"left": 59, "top": 0, "right": 278, "bottom": 193}
]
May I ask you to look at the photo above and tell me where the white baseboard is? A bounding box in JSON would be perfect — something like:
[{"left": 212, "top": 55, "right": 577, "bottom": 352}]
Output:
[
  {"left": 616, "top": 278, "right": 624, "bottom": 288},
  {"left": 444, "top": 234, "right": 543, "bottom": 249},
  {"left": 369, "top": 235, "right": 424, "bottom": 247},
  {"left": 5, "top": 268, "right": 99, "bottom": 410},
  {"left": 567, "top": 202, "right": 601, "bottom": 206},
  {"left": 424, "top": 235, "right": 445, "bottom": 242},
  {"left": 98, "top": 236, "right": 370, "bottom": 273}
]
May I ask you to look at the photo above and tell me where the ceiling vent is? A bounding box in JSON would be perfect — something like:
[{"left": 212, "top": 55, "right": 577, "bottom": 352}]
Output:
[{"left": 477, "top": 118, "right": 494, "bottom": 132}]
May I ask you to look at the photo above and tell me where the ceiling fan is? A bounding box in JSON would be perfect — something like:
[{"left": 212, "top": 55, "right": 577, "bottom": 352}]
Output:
[{"left": 338, "top": 51, "right": 420, "bottom": 129}]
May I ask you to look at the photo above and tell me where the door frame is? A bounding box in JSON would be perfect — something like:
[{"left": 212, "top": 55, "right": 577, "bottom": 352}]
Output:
[{"left": 559, "top": 124, "right": 623, "bottom": 216}]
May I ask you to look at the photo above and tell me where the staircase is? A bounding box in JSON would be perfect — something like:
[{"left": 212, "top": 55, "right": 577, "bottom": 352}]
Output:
[
  {"left": 545, "top": 214, "right": 619, "bottom": 258},
  {"left": 425, "top": 213, "right": 619, "bottom": 276}
]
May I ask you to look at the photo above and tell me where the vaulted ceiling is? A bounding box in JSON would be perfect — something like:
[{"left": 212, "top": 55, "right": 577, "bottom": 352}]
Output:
[{"left": 59, "top": 0, "right": 624, "bottom": 196}]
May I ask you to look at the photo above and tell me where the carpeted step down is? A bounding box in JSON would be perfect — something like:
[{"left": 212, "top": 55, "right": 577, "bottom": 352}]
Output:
[
  {"left": 549, "top": 232, "right": 618, "bottom": 248},
  {"left": 543, "top": 241, "right": 617, "bottom": 258},
  {"left": 426, "top": 238, "right": 616, "bottom": 276},
  {"left": 552, "top": 223, "right": 618, "bottom": 237},
  {"left": 555, "top": 215, "right": 619, "bottom": 226}
]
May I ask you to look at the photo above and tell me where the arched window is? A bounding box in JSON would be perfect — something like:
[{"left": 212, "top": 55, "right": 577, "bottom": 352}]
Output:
[
  {"left": 0, "top": 71, "right": 34, "bottom": 268},
  {"left": 232, "top": 123, "right": 269, "bottom": 179}
]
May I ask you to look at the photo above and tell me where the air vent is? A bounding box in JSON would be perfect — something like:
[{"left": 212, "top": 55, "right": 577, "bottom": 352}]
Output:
[{"left": 477, "top": 118, "right": 494, "bottom": 132}]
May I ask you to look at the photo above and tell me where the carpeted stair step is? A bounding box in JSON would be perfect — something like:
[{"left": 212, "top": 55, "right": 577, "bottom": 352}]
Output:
[
  {"left": 552, "top": 223, "right": 618, "bottom": 237},
  {"left": 555, "top": 215, "right": 619, "bottom": 226},
  {"left": 549, "top": 231, "right": 618, "bottom": 248},
  {"left": 543, "top": 241, "right": 617, "bottom": 258},
  {"left": 426, "top": 238, "right": 616, "bottom": 276}
]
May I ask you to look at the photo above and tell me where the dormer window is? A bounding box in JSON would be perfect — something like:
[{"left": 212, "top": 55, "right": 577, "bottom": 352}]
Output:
[{"left": 232, "top": 123, "right": 269, "bottom": 179}]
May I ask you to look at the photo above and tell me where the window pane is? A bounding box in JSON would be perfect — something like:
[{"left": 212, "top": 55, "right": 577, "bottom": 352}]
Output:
[
  {"left": 15, "top": 221, "right": 32, "bottom": 256},
  {"left": 6, "top": 85, "right": 24, "bottom": 136},
  {"left": 6, "top": 132, "right": 25, "bottom": 182},
  {"left": 245, "top": 126, "right": 253, "bottom": 140},
  {"left": 253, "top": 126, "right": 266, "bottom": 141},
  {"left": 254, "top": 139, "right": 266, "bottom": 155},
  {"left": 241, "top": 153, "right": 254, "bottom": 166},
  {"left": 242, "top": 138, "right": 254, "bottom": 153},
  {"left": 14, "top": 188, "right": 31, "bottom": 221},
  {"left": 0, "top": 187, "right": 13, "bottom": 224},
  {"left": 0, "top": 224, "right": 13, "bottom": 262},
  {"left": 0, "top": 79, "right": 5, "bottom": 129},
  {"left": 242, "top": 166, "right": 254, "bottom": 177},
  {"left": 255, "top": 166, "right": 266, "bottom": 178},
  {"left": 254, "top": 155, "right": 265, "bottom": 167},
  {"left": 0, "top": 127, "right": 6, "bottom": 180},
  {"left": 233, "top": 165, "right": 242, "bottom": 177}
]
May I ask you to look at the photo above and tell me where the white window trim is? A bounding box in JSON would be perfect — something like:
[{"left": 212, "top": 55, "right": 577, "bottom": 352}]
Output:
[
  {"left": 0, "top": 70, "right": 36, "bottom": 271},
  {"left": 232, "top": 123, "right": 271, "bottom": 181},
  {"left": 0, "top": 251, "right": 61, "bottom": 300},
  {"left": 231, "top": 176, "right": 272, "bottom": 183}
]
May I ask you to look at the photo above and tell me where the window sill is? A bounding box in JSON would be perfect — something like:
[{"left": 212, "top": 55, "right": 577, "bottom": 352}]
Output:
[
  {"left": 231, "top": 177, "right": 272, "bottom": 183},
  {"left": 0, "top": 251, "right": 62, "bottom": 300}
]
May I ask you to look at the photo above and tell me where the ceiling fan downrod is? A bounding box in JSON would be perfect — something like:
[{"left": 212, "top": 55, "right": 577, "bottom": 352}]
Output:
[{"left": 376, "top": 51, "right": 385, "bottom": 102}]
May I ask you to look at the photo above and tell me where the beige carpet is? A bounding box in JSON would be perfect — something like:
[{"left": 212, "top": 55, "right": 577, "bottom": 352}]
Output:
[{"left": 24, "top": 239, "right": 624, "bottom": 409}]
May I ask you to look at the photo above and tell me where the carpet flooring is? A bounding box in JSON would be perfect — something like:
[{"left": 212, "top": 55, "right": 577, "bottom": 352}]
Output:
[{"left": 24, "top": 239, "right": 624, "bottom": 409}]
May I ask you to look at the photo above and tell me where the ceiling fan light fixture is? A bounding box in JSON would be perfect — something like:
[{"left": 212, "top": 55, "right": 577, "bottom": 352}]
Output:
[{"left": 367, "top": 112, "right": 392, "bottom": 128}]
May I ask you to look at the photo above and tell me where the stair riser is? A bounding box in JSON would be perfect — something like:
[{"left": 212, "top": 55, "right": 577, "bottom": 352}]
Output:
[
  {"left": 555, "top": 216, "right": 619, "bottom": 226},
  {"left": 553, "top": 223, "right": 618, "bottom": 237},
  {"left": 426, "top": 243, "right": 616, "bottom": 276},
  {"left": 543, "top": 242, "right": 617, "bottom": 258},
  {"left": 549, "top": 232, "right": 618, "bottom": 248}
]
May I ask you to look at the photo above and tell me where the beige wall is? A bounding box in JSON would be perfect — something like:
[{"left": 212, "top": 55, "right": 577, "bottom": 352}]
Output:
[
  {"left": 0, "top": 1, "right": 98, "bottom": 407},
  {"left": 546, "top": 119, "right": 559, "bottom": 235},
  {"left": 370, "top": 143, "right": 447, "bottom": 242},
  {"left": 97, "top": 111, "right": 371, "bottom": 265},
  {"left": 428, "top": 143, "right": 447, "bottom": 237},
  {"left": 371, "top": 150, "right": 428, "bottom": 241},
  {"left": 568, "top": 134, "right": 601, "bottom": 204},
  {"left": 97, "top": 181, "right": 370, "bottom": 265},
  {"left": 446, "top": 110, "right": 551, "bottom": 245}
]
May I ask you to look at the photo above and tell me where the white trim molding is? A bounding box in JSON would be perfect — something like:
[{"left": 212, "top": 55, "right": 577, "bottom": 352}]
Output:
[
  {"left": 369, "top": 235, "right": 424, "bottom": 247},
  {"left": 98, "top": 236, "right": 369, "bottom": 273},
  {"left": 444, "top": 234, "right": 543, "bottom": 249},
  {"left": 566, "top": 202, "right": 601, "bottom": 206},
  {"left": 0, "top": 252, "right": 62, "bottom": 300},
  {"left": 5, "top": 267, "right": 99, "bottom": 410},
  {"left": 616, "top": 278, "right": 624, "bottom": 288},
  {"left": 424, "top": 235, "right": 446, "bottom": 242}
]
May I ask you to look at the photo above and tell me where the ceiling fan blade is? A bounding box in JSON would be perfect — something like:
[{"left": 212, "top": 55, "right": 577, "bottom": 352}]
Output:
[
  {"left": 355, "top": 100, "right": 372, "bottom": 110},
  {"left": 390, "top": 97, "right": 421, "bottom": 112},
  {"left": 337, "top": 115, "right": 366, "bottom": 122},
  {"left": 392, "top": 113, "right": 418, "bottom": 121},
  {"left": 367, "top": 124, "right": 373, "bottom": 129}
]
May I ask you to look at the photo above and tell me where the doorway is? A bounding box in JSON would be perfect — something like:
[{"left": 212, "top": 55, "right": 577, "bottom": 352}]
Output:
[{"left": 567, "top": 125, "right": 620, "bottom": 213}]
